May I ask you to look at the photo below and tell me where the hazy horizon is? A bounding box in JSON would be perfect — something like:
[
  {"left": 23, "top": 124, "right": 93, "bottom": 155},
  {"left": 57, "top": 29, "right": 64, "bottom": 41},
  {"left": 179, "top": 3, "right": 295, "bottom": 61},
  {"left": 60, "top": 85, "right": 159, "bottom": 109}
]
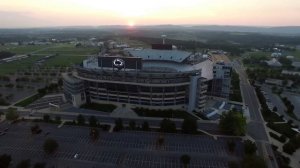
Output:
[{"left": 1, "top": 0, "right": 300, "bottom": 28}]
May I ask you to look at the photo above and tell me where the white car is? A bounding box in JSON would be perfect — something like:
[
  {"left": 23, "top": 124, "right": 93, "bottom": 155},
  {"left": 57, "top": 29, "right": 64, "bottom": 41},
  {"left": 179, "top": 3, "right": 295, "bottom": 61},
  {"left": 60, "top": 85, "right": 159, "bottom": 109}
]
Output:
[{"left": 74, "top": 153, "right": 79, "bottom": 159}]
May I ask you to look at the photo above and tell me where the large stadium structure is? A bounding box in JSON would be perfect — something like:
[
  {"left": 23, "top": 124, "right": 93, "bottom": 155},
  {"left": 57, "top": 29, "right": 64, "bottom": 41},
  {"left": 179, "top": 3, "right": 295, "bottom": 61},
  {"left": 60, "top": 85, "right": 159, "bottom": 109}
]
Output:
[{"left": 63, "top": 44, "right": 224, "bottom": 113}]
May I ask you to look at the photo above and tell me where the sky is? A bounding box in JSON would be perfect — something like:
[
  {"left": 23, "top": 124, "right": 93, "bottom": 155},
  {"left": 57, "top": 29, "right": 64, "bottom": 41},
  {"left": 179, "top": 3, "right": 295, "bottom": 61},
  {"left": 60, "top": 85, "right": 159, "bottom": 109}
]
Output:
[{"left": 0, "top": 0, "right": 300, "bottom": 28}]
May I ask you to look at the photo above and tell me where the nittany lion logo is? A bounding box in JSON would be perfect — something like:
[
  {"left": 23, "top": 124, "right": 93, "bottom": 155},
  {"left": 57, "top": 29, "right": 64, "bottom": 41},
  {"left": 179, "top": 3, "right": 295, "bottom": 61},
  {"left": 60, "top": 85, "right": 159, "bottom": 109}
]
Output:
[{"left": 113, "top": 58, "right": 125, "bottom": 69}]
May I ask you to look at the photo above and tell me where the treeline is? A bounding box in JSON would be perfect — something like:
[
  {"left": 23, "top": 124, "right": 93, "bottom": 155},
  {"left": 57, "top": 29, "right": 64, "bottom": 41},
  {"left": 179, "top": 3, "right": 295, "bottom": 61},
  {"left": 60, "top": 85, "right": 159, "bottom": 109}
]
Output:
[
  {"left": 229, "top": 70, "right": 242, "bottom": 102},
  {"left": 126, "top": 36, "right": 245, "bottom": 55},
  {"left": 0, "top": 51, "right": 15, "bottom": 59}
]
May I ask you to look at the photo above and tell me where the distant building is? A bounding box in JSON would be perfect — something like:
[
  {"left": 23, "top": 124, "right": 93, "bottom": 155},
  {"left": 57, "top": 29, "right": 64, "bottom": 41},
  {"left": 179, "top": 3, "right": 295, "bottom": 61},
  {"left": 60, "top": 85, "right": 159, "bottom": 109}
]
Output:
[
  {"left": 292, "top": 61, "right": 300, "bottom": 68},
  {"left": 271, "top": 52, "right": 282, "bottom": 57},
  {"left": 265, "top": 58, "right": 282, "bottom": 67},
  {"left": 265, "top": 78, "right": 293, "bottom": 87},
  {"left": 265, "top": 78, "right": 284, "bottom": 86},
  {"left": 286, "top": 55, "right": 294, "bottom": 60},
  {"left": 282, "top": 70, "right": 300, "bottom": 76}
]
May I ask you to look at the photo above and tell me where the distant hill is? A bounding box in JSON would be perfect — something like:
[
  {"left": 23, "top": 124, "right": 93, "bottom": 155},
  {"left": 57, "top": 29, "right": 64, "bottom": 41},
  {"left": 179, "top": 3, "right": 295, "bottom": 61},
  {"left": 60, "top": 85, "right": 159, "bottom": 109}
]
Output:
[
  {"left": 135, "top": 25, "right": 300, "bottom": 36},
  {"left": 1, "top": 25, "right": 300, "bottom": 36}
]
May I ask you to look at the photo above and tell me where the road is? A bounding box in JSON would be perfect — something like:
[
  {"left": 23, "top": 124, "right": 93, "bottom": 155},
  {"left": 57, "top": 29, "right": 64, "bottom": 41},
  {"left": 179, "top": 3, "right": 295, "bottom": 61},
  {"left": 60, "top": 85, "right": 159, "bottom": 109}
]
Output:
[{"left": 232, "top": 60, "right": 278, "bottom": 168}]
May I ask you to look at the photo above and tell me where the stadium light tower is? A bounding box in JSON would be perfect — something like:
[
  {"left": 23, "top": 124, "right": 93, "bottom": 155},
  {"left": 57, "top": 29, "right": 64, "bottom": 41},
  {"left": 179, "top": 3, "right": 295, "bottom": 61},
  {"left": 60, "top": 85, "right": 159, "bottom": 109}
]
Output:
[{"left": 161, "top": 35, "right": 167, "bottom": 44}]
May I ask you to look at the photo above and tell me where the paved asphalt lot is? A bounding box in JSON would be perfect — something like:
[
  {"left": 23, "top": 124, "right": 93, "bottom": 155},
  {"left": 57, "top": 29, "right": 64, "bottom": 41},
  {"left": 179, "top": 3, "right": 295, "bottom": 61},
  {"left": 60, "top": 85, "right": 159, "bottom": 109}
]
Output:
[{"left": 0, "top": 121, "right": 243, "bottom": 168}]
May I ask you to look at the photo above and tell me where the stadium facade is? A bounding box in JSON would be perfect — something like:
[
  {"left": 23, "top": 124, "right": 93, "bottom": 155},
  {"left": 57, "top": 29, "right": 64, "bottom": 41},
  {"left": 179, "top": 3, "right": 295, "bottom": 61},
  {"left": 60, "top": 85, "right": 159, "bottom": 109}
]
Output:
[{"left": 63, "top": 44, "right": 232, "bottom": 113}]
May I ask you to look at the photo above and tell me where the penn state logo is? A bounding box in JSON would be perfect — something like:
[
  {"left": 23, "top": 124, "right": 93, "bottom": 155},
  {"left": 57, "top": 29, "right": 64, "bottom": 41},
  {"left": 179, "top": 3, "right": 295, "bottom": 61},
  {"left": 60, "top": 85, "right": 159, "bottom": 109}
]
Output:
[{"left": 113, "top": 58, "right": 125, "bottom": 69}]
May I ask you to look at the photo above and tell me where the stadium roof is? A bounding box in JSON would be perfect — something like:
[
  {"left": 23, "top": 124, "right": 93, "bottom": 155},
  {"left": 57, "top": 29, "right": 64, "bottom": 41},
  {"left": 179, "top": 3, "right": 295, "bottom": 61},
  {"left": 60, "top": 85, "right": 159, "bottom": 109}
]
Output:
[{"left": 125, "top": 48, "right": 192, "bottom": 63}]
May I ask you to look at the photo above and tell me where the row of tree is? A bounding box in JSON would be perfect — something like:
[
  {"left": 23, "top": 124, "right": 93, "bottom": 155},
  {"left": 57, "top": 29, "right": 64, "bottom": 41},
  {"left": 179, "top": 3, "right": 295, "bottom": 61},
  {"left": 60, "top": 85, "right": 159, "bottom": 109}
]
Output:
[
  {"left": 0, "top": 138, "right": 58, "bottom": 168},
  {"left": 0, "top": 154, "right": 47, "bottom": 168},
  {"left": 281, "top": 97, "right": 296, "bottom": 117},
  {"left": 113, "top": 118, "right": 199, "bottom": 134}
]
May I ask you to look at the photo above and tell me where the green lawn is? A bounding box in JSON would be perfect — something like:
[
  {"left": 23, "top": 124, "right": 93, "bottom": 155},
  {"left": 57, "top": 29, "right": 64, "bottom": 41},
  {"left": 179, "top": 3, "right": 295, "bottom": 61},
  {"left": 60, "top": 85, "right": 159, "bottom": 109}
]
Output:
[
  {"left": 242, "top": 51, "right": 271, "bottom": 68},
  {"left": 34, "top": 43, "right": 99, "bottom": 55},
  {"left": 0, "top": 45, "right": 53, "bottom": 55},
  {"left": 80, "top": 103, "right": 117, "bottom": 112},
  {"left": 133, "top": 108, "right": 198, "bottom": 120},
  {"left": 286, "top": 50, "right": 300, "bottom": 59},
  {"left": 14, "top": 93, "right": 43, "bottom": 107},
  {"left": 0, "top": 55, "right": 46, "bottom": 75},
  {"left": 44, "top": 55, "right": 87, "bottom": 67},
  {"left": 0, "top": 43, "right": 97, "bottom": 75},
  {"left": 114, "top": 37, "right": 150, "bottom": 48}
]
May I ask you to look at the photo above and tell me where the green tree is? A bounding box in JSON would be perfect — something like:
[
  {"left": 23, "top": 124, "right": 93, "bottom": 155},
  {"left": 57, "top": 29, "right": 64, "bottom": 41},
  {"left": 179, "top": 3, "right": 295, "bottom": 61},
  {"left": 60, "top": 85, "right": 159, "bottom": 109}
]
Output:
[
  {"left": 244, "top": 140, "right": 257, "bottom": 155},
  {"left": 241, "top": 155, "right": 267, "bottom": 168},
  {"left": 283, "top": 142, "right": 296, "bottom": 154},
  {"left": 77, "top": 114, "right": 85, "bottom": 125},
  {"left": 157, "top": 135, "right": 165, "bottom": 148},
  {"left": 43, "top": 114, "right": 50, "bottom": 122},
  {"left": 142, "top": 121, "right": 149, "bottom": 131},
  {"left": 31, "top": 124, "right": 41, "bottom": 134},
  {"left": 55, "top": 116, "right": 61, "bottom": 124},
  {"left": 160, "top": 119, "right": 176, "bottom": 133},
  {"left": 33, "top": 162, "right": 46, "bottom": 168},
  {"left": 129, "top": 120, "right": 136, "bottom": 130},
  {"left": 181, "top": 118, "right": 197, "bottom": 134},
  {"left": 16, "top": 159, "right": 31, "bottom": 168},
  {"left": 228, "top": 161, "right": 239, "bottom": 168},
  {"left": 227, "top": 140, "right": 236, "bottom": 153},
  {"left": 0, "top": 154, "right": 12, "bottom": 168},
  {"left": 5, "top": 108, "right": 19, "bottom": 121},
  {"left": 58, "top": 78, "right": 63, "bottom": 86},
  {"left": 88, "top": 116, "right": 98, "bottom": 127},
  {"left": 180, "top": 154, "right": 191, "bottom": 168},
  {"left": 219, "top": 110, "right": 246, "bottom": 136},
  {"left": 43, "top": 138, "right": 59, "bottom": 154},
  {"left": 114, "top": 118, "right": 124, "bottom": 132},
  {"left": 89, "top": 128, "right": 99, "bottom": 140}
]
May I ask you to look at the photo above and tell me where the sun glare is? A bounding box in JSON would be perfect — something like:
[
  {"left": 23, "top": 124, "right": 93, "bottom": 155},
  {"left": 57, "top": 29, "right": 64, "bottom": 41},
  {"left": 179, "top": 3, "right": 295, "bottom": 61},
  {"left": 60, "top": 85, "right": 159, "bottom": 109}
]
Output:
[{"left": 128, "top": 21, "right": 135, "bottom": 27}]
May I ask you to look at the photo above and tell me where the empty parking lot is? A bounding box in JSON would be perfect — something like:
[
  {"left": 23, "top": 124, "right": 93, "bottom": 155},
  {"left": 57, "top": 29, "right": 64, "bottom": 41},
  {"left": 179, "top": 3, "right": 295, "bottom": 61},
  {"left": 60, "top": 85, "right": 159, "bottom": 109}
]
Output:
[{"left": 0, "top": 121, "right": 243, "bottom": 168}]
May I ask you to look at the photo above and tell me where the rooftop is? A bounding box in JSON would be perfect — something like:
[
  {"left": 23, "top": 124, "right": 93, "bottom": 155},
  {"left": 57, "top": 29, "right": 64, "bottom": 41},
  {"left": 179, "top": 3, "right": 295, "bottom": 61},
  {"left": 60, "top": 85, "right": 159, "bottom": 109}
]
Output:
[{"left": 62, "top": 73, "right": 82, "bottom": 83}]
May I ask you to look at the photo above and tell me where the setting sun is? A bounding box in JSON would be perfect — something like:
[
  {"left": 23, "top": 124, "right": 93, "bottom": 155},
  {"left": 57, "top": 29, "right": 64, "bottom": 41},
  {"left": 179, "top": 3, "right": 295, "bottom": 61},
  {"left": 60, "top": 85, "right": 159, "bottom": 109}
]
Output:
[{"left": 128, "top": 21, "right": 135, "bottom": 27}]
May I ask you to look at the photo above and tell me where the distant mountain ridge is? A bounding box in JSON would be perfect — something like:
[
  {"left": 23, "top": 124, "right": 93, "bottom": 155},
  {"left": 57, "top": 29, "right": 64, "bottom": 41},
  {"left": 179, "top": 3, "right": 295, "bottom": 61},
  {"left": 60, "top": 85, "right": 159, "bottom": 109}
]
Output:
[
  {"left": 134, "top": 25, "right": 300, "bottom": 36},
  {"left": 0, "top": 25, "right": 300, "bottom": 36}
]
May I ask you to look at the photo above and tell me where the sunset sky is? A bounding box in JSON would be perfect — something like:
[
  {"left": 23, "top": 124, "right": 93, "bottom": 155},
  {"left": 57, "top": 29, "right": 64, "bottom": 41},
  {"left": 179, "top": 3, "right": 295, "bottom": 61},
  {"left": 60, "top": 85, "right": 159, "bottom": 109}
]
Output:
[{"left": 1, "top": 0, "right": 300, "bottom": 28}]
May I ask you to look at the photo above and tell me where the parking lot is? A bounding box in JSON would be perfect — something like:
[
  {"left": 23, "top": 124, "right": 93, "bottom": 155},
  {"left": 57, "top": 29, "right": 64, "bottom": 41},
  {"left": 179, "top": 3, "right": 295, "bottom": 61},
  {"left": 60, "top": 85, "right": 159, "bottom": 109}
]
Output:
[
  {"left": 282, "top": 92, "right": 300, "bottom": 119},
  {"left": 0, "top": 121, "right": 243, "bottom": 168}
]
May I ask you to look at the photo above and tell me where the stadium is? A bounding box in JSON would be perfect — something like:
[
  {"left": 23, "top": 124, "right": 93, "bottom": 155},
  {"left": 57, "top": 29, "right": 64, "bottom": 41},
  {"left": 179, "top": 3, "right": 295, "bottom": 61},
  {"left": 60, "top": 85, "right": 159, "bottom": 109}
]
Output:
[{"left": 63, "top": 44, "right": 215, "bottom": 113}]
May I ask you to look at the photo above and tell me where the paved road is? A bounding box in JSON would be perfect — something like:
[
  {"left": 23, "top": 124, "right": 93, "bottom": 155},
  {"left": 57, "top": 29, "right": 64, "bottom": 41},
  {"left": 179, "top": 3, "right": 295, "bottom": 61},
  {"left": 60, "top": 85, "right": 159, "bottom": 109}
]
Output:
[{"left": 232, "top": 60, "right": 278, "bottom": 168}]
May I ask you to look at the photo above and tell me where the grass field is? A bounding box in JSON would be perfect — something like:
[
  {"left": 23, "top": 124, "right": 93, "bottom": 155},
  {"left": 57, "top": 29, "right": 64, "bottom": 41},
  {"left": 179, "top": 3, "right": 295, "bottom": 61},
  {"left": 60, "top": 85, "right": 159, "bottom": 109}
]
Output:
[
  {"left": 243, "top": 51, "right": 271, "bottom": 59},
  {"left": 286, "top": 50, "right": 300, "bottom": 60},
  {"left": 113, "top": 37, "right": 150, "bottom": 48},
  {"left": 133, "top": 108, "right": 198, "bottom": 120},
  {"left": 44, "top": 55, "right": 87, "bottom": 67},
  {"left": 0, "top": 45, "right": 53, "bottom": 55},
  {"left": 14, "top": 93, "right": 43, "bottom": 107},
  {"left": 0, "top": 55, "right": 46, "bottom": 75},
  {"left": 34, "top": 43, "right": 99, "bottom": 55},
  {"left": 0, "top": 43, "right": 98, "bottom": 75},
  {"left": 242, "top": 51, "right": 271, "bottom": 68}
]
